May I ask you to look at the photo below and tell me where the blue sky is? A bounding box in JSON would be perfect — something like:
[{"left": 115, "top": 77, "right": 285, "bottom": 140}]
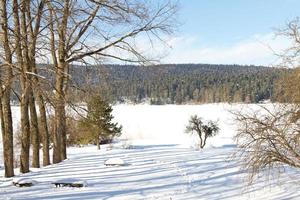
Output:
[{"left": 161, "top": 0, "right": 300, "bottom": 65}]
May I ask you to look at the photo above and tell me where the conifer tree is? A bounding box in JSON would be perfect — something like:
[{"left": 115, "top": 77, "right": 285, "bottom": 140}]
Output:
[{"left": 79, "top": 96, "right": 122, "bottom": 149}]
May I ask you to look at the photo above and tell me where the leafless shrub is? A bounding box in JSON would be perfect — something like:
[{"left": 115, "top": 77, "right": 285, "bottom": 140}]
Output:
[
  {"left": 185, "top": 115, "right": 219, "bottom": 149},
  {"left": 233, "top": 104, "right": 300, "bottom": 183},
  {"left": 275, "top": 18, "right": 300, "bottom": 68}
]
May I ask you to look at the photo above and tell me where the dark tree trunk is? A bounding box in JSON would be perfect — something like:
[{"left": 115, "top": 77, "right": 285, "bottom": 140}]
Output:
[
  {"left": 60, "top": 105, "right": 67, "bottom": 160},
  {"left": 198, "top": 132, "right": 204, "bottom": 149},
  {"left": 29, "top": 90, "right": 40, "bottom": 168},
  {"left": 53, "top": 105, "right": 62, "bottom": 164},
  {"left": 19, "top": 0, "right": 31, "bottom": 174},
  {"left": 53, "top": 62, "right": 64, "bottom": 163},
  {"left": 30, "top": 61, "right": 49, "bottom": 166},
  {"left": 53, "top": 101, "right": 67, "bottom": 162},
  {"left": 96, "top": 136, "right": 100, "bottom": 150},
  {"left": 0, "top": 92, "right": 14, "bottom": 177},
  {"left": 20, "top": 89, "right": 31, "bottom": 173},
  {"left": 202, "top": 135, "right": 208, "bottom": 149},
  {"left": 61, "top": 64, "right": 69, "bottom": 160},
  {"left": 36, "top": 94, "right": 50, "bottom": 166},
  {"left": 0, "top": 0, "right": 15, "bottom": 178}
]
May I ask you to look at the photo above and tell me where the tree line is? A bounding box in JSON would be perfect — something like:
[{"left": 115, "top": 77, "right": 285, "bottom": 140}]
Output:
[{"left": 66, "top": 64, "right": 286, "bottom": 104}]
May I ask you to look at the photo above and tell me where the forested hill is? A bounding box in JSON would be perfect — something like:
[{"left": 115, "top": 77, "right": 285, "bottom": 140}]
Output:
[{"left": 69, "top": 64, "right": 286, "bottom": 104}]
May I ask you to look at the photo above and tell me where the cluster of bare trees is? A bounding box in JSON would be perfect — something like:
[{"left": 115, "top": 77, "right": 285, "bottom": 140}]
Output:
[{"left": 0, "top": 0, "right": 177, "bottom": 177}]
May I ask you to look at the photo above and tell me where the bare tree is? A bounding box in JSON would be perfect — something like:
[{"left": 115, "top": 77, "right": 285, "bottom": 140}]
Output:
[
  {"left": 233, "top": 104, "right": 300, "bottom": 183},
  {"left": 45, "top": 0, "right": 177, "bottom": 163},
  {"left": 13, "top": 0, "right": 32, "bottom": 173},
  {"left": 233, "top": 19, "right": 300, "bottom": 184},
  {"left": 9, "top": 0, "right": 46, "bottom": 172},
  {"left": 0, "top": 0, "right": 177, "bottom": 176},
  {"left": 275, "top": 18, "right": 300, "bottom": 68},
  {"left": 26, "top": 0, "right": 47, "bottom": 168},
  {"left": 185, "top": 115, "right": 219, "bottom": 149}
]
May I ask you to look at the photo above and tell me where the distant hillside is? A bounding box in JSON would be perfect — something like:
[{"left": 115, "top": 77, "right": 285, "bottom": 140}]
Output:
[{"left": 68, "top": 64, "right": 286, "bottom": 104}]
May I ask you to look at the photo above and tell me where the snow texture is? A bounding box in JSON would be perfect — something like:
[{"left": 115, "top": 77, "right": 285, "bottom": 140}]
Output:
[{"left": 0, "top": 104, "right": 299, "bottom": 200}]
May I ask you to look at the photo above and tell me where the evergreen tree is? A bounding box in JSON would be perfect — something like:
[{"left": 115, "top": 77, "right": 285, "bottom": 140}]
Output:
[{"left": 79, "top": 96, "right": 122, "bottom": 149}]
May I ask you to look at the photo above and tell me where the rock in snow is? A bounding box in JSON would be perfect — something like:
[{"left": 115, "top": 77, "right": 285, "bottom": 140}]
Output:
[
  {"left": 52, "top": 178, "right": 87, "bottom": 187},
  {"left": 105, "top": 158, "right": 126, "bottom": 166},
  {"left": 12, "top": 178, "right": 34, "bottom": 187}
]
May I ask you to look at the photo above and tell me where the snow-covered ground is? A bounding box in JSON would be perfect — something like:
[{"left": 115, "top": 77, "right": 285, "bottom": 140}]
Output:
[
  {"left": 1, "top": 104, "right": 300, "bottom": 200},
  {"left": 113, "top": 103, "right": 237, "bottom": 147}
]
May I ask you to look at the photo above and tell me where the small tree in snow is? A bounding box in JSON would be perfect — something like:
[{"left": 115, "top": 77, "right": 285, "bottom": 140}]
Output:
[
  {"left": 185, "top": 115, "right": 219, "bottom": 149},
  {"left": 79, "top": 96, "right": 122, "bottom": 149}
]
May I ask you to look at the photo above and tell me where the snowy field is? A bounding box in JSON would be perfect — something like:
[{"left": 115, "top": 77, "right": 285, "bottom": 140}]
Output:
[{"left": 1, "top": 104, "right": 300, "bottom": 199}]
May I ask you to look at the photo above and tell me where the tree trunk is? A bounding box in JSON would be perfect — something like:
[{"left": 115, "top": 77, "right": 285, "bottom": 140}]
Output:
[
  {"left": 29, "top": 90, "right": 40, "bottom": 168},
  {"left": 0, "top": 94, "right": 4, "bottom": 145},
  {"left": 36, "top": 94, "right": 50, "bottom": 166},
  {"left": 60, "top": 105, "right": 67, "bottom": 160},
  {"left": 61, "top": 63, "right": 70, "bottom": 160},
  {"left": 30, "top": 55, "right": 49, "bottom": 166},
  {"left": 18, "top": 0, "right": 31, "bottom": 174},
  {"left": 0, "top": 0, "right": 15, "bottom": 178},
  {"left": 49, "top": 0, "right": 69, "bottom": 163},
  {"left": 56, "top": 0, "right": 69, "bottom": 161},
  {"left": 96, "top": 136, "right": 100, "bottom": 150},
  {"left": 198, "top": 132, "right": 204, "bottom": 149},
  {"left": 53, "top": 105, "right": 62, "bottom": 164},
  {"left": 30, "top": 58, "right": 49, "bottom": 166},
  {"left": 0, "top": 92, "right": 14, "bottom": 177},
  {"left": 26, "top": 0, "right": 48, "bottom": 166},
  {"left": 20, "top": 89, "right": 31, "bottom": 173},
  {"left": 53, "top": 101, "right": 66, "bottom": 163},
  {"left": 53, "top": 62, "right": 65, "bottom": 163},
  {"left": 202, "top": 135, "right": 208, "bottom": 149}
]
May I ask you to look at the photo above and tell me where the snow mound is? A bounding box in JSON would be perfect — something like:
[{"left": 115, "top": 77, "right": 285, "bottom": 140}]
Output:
[
  {"left": 12, "top": 178, "right": 34, "bottom": 187},
  {"left": 105, "top": 158, "right": 126, "bottom": 166}
]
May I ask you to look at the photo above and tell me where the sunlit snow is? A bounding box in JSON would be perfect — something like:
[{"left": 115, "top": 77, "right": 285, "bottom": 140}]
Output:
[{"left": 0, "top": 104, "right": 299, "bottom": 200}]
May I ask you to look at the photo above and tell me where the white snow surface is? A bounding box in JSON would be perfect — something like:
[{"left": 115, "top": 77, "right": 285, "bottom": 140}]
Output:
[
  {"left": 112, "top": 103, "right": 238, "bottom": 147},
  {"left": 105, "top": 158, "right": 126, "bottom": 166},
  {"left": 0, "top": 103, "right": 300, "bottom": 200}
]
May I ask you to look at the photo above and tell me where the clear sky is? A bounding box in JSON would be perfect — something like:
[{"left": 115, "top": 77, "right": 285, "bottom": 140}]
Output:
[{"left": 162, "top": 0, "right": 300, "bottom": 65}]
